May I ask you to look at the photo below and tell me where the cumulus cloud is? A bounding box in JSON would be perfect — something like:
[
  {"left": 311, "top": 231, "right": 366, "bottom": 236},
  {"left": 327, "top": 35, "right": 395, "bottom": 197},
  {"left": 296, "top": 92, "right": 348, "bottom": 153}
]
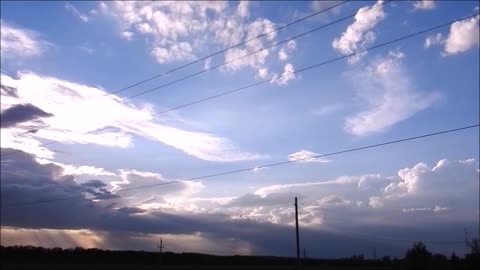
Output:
[
  {"left": 240, "top": 158, "right": 479, "bottom": 229},
  {"left": 443, "top": 14, "right": 479, "bottom": 55},
  {"left": 332, "top": 1, "right": 385, "bottom": 63},
  {"left": 287, "top": 150, "right": 331, "bottom": 163},
  {"left": 412, "top": 1, "right": 436, "bottom": 10},
  {"left": 344, "top": 50, "right": 441, "bottom": 136},
  {"left": 100, "top": 1, "right": 287, "bottom": 79},
  {"left": 1, "top": 150, "right": 477, "bottom": 256},
  {"left": 271, "top": 63, "right": 296, "bottom": 85},
  {"left": 0, "top": 71, "right": 265, "bottom": 162},
  {"left": 65, "top": 2, "right": 89, "bottom": 23},
  {"left": 424, "top": 33, "right": 444, "bottom": 48},
  {"left": 278, "top": 40, "right": 296, "bottom": 61},
  {"left": 0, "top": 20, "right": 51, "bottom": 59}
]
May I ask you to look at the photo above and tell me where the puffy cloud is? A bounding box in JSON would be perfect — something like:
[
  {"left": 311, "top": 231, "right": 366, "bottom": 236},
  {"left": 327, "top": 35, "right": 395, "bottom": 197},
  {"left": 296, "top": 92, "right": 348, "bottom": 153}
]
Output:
[
  {"left": 278, "top": 40, "right": 296, "bottom": 61},
  {"left": 65, "top": 2, "right": 89, "bottom": 23},
  {"left": 0, "top": 71, "right": 265, "bottom": 162},
  {"left": 0, "top": 20, "right": 51, "bottom": 59},
  {"left": 412, "top": 1, "right": 435, "bottom": 10},
  {"left": 1, "top": 103, "right": 53, "bottom": 128},
  {"left": 332, "top": 1, "right": 385, "bottom": 63},
  {"left": 100, "top": 1, "right": 286, "bottom": 79},
  {"left": 344, "top": 50, "right": 441, "bottom": 136},
  {"left": 287, "top": 149, "right": 331, "bottom": 163},
  {"left": 444, "top": 14, "right": 479, "bottom": 55},
  {"left": 1, "top": 150, "right": 477, "bottom": 256},
  {"left": 237, "top": 158, "right": 479, "bottom": 230},
  {"left": 271, "top": 63, "right": 296, "bottom": 85},
  {"left": 236, "top": 1, "right": 249, "bottom": 18},
  {"left": 120, "top": 31, "right": 134, "bottom": 40},
  {"left": 424, "top": 33, "right": 444, "bottom": 48}
]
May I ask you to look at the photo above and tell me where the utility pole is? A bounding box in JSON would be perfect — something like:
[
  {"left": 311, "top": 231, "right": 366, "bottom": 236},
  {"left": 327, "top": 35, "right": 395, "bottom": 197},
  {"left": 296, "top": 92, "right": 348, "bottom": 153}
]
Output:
[
  {"left": 157, "top": 237, "right": 164, "bottom": 264},
  {"left": 373, "top": 248, "right": 376, "bottom": 260},
  {"left": 294, "top": 197, "right": 301, "bottom": 269}
]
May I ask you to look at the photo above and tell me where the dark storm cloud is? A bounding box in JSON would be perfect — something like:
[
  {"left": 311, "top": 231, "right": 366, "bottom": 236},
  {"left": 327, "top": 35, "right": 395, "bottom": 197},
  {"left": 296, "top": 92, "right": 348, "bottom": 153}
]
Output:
[
  {"left": 81, "top": 180, "right": 108, "bottom": 189},
  {"left": 1, "top": 103, "right": 53, "bottom": 128},
  {"left": 1, "top": 84, "right": 18, "bottom": 97},
  {"left": 0, "top": 148, "right": 476, "bottom": 257}
]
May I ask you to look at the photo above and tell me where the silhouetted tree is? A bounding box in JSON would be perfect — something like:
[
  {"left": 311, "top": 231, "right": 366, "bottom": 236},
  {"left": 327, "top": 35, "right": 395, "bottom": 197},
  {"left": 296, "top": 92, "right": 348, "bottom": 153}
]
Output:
[
  {"left": 465, "top": 238, "right": 480, "bottom": 268},
  {"left": 404, "top": 242, "right": 432, "bottom": 269}
]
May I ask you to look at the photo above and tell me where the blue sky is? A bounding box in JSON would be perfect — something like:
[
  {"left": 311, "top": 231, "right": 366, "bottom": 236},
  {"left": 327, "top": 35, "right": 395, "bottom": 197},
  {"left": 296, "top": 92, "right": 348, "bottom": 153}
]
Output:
[{"left": 1, "top": 1, "right": 479, "bottom": 257}]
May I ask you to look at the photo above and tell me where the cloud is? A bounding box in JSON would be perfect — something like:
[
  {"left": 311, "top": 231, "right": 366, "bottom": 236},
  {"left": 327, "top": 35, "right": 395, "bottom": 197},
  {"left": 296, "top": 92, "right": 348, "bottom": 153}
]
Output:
[
  {"left": 314, "top": 104, "right": 344, "bottom": 116},
  {"left": 0, "top": 20, "right": 51, "bottom": 59},
  {"left": 332, "top": 1, "right": 385, "bottom": 63},
  {"left": 236, "top": 1, "right": 249, "bottom": 18},
  {"left": 0, "top": 71, "right": 265, "bottom": 162},
  {"left": 443, "top": 14, "right": 479, "bottom": 55},
  {"left": 1, "top": 150, "right": 477, "bottom": 256},
  {"left": 287, "top": 150, "right": 331, "bottom": 163},
  {"left": 271, "top": 63, "right": 296, "bottom": 85},
  {"left": 412, "top": 1, "right": 435, "bottom": 10},
  {"left": 278, "top": 40, "right": 296, "bottom": 61},
  {"left": 1, "top": 104, "right": 53, "bottom": 128},
  {"left": 424, "top": 33, "right": 444, "bottom": 48},
  {"left": 120, "top": 31, "right": 134, "bottom": 41},
  {"left": 65, "top": 2, "right": 89, "bottom": 23},
  {"left": 344, "top": 50, "right": 441, "bottom": 136},
  {"left": 99, "top": 2, "right": 288, "bottom": 79}
]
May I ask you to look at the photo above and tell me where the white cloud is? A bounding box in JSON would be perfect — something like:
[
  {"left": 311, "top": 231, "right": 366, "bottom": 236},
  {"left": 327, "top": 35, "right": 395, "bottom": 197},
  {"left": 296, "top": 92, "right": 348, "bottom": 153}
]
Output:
[
  {"left": 287, "top": 150, "right": 331, "bottom": 163},
  {"left": 344, "top": 50, "right": 441, "bottom": 136},
  {"left": 120, "top": 31, "right": 134, "bottom": 41},
  {"left": 278, "top": 49, "right": 288, "bottom": 61},
  {"left": 443, "top": 15, "right": 479, "bottom": 55},
  {"left": 65, "top": 2, "right": 89, "bottom": 23},
  {"left": 236, "top": 1, "right": 249, "bottom": 18},
  {"left": 242, "top": 158, "right": 478, "bottom": 227},
  {"left": 271, "top": 63, "right": 296, "bottom": 85},
  {"left": 0, "top": 20, "right": 51, "bottom": 59},
  {"left": 424, "top": 33, "right": 444, "bottom": 48},
  {"left": 314, "top": 104, "right": 344, "bottom": 116},
  {"left": 99, "top": 2, "right": 285, "bottom": 78},
  {"left": 0, "top": 71, "right": 265, "bottom": 162},
  {"left": 277, "top": 40, "right": 296, "bottom": 61},
  {"left": 332, "top": 1, "right": 385, "bottom": 63},
  {"left": 79, "top": 45, "right": 95, "bottom": 54},
  {"left": 412, "top": 1, "right": 436, "bottom": 10}
]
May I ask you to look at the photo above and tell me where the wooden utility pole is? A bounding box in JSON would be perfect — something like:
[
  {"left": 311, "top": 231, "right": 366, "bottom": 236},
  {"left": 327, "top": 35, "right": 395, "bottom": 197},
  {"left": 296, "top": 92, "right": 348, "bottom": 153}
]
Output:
[{"left": 294, "top": 197, "right": 300, "bottom": 268}]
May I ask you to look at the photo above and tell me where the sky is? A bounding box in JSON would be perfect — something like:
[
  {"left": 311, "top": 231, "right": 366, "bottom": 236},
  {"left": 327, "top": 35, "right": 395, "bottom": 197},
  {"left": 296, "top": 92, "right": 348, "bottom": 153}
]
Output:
[{"left": 0, "top": 0, "right": 479, "bottom": 258}]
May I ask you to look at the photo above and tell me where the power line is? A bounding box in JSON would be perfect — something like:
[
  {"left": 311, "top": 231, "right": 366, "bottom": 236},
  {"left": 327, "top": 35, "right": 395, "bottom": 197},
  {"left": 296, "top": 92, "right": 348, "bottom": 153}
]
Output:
[
  {"left": 2, "top": 12, "right": 477, "bottom": 158},
  {"left": 2, "top": 124, "right": 478, "bottom": 208},
  {"left": 109, "top": 0, "right": 351, "bottom": 96}
]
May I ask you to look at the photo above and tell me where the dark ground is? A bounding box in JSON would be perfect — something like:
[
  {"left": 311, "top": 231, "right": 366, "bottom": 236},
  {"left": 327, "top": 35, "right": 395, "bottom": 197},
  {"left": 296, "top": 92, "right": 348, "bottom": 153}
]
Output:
[{"left": 1, "top": 245, "right": 478, "bottom": 270}]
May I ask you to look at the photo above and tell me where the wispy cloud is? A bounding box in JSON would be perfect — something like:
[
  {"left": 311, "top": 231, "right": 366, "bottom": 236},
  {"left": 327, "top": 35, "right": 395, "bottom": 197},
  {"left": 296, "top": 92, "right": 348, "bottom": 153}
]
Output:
[
  {"left": 0, "top": 20, "right": 51, "bottom": 59},
  {"left": 287, "top": 150, "right": 331, "bottom": 163},
  {"left": 344, "top": 50, "right": 441, "bottom": 136},
  {"left": 0, "top": 71, "right": 266, "bottom": 162},
  {"left": 65, "top": 2, "right": 89, "bottom": 23}
]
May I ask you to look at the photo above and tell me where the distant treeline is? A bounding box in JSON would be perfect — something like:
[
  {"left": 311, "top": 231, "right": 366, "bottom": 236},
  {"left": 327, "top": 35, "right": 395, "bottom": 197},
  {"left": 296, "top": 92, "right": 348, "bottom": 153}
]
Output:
[{"left": 1, "top": 242, "right": 479, "bottom": 269}]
